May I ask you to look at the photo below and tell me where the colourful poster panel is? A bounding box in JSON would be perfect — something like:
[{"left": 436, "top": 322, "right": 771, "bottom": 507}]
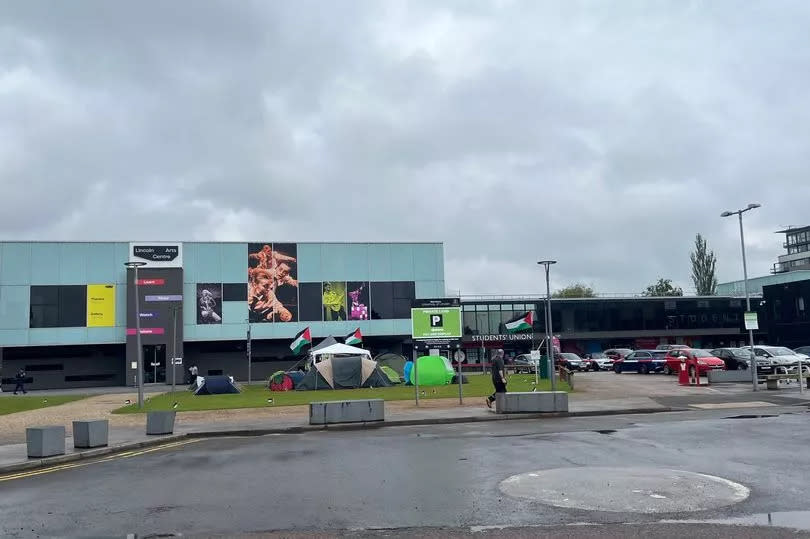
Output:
[
  {"left": 87, "top": 284, "right": 116, "bottom": 327},
  {"left": 248, "top": 243, "right": 299, "bottom": 322},
  {"left": 323, "top": 281, "right": 347, "bottom": 321},
  {"left": 347, "top": 281, "right": 370, "bottom": 321}
]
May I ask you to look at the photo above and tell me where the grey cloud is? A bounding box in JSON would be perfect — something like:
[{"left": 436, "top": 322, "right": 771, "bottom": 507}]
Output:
[{"left": 2, "top": 1, "right": 810, "bottom": 294}]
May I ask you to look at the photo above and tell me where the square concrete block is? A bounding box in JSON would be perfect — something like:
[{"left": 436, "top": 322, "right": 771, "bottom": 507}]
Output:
[
  {"left": 495, "top": 392, "right": 568, "bottom": 414},
  {"left": 146, "top": 411, "right": 176, "bottom": 435},
  {"left": 310, "top": 399, "right": 384, "bottom": 425},
  {"left": 26, "top": 426, "right": 65, "bottom": 458},
  {"left": 72, "top": 420, "right": 109, "bottom": 448}
]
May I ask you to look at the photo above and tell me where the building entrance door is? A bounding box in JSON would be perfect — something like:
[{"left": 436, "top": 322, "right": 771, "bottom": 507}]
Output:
[{"left": 143, "top": 344, "right": 166, "bottom": 384}]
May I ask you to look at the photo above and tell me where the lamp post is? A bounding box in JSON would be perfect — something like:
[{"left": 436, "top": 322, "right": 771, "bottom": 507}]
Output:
[
  {"left": 538, "top": 260, "right": 557, "bottom": 392},
  {"left": 721, "top": 203, "right": 761, "bottom": 392},
  {"left": 124, "top": 261, "right": 147, "bottom": 408}
]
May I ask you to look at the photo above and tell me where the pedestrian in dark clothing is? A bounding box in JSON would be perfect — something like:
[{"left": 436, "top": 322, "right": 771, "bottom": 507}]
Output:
[
  {"left": 486, "top": 349, "right": 507, "bottom": 408},
  {"left": 14, "top": 369, "right": 27, "bottom": 395}
]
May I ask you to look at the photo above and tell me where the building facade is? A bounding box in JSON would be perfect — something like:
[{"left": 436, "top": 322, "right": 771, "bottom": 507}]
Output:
[
  {"left": 0, "top": 241, "right": 445, "bottom": 389},
  {"left": 762, "top": 277, "right": 810, "bottom": 349},
  {"left": 773, "top": 225, "right": 810, "bottom": 274},
  {"left": 460, "top": 295, "right": 766, "bottom": 363}
]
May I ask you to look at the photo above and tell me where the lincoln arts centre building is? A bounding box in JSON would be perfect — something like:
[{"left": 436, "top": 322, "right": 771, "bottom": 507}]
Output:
[{"left": 0, "top": 240, "right": 765, "bottom": 390}]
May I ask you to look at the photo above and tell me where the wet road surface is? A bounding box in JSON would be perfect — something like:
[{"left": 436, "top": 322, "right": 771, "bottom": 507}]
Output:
[{"left": 2, "top": 407, "right": 810, "bottom": 537}]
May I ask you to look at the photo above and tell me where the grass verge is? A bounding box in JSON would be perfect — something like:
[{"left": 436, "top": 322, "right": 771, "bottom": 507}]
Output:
[
  {"left": 0, "top": 394, "right": 87, "bottom": 416},
  {"left": 113, "top": 374, "right": 570, "bottom": 414}
]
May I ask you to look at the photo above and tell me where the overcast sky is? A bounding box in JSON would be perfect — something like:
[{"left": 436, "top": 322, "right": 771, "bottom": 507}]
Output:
[{"left": 2, "top": 1, "right": 809, "bottom": 295}]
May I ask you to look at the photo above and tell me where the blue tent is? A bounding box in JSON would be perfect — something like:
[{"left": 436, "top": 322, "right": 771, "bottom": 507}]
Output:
[
  {"left": 194, "top": 375, "right": 240, "bottom": 395},
  {"left": 403, "top": 361, "right": 413, "bottom": 386}
]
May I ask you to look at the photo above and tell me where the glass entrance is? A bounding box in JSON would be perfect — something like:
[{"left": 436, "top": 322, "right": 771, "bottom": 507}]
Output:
[{"left": 143, "top": 344, "right": 167, "bottom": 384}]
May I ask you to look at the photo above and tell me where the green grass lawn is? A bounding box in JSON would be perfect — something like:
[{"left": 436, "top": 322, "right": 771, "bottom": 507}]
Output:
[
  {"left": 113, "top": 374, "right": 570, "bottom": 414},
  {"left": 0, "top": 394, "right": 87, "bottom": 416}
]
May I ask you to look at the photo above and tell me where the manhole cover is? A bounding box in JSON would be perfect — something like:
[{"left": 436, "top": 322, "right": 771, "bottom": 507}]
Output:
[{"left": 500, "top": 467, "right": 749, "bottom": 513}]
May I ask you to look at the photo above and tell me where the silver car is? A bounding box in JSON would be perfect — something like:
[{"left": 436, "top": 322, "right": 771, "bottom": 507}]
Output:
[{"left": 754, "top": 346, "right": 810, "bottom": 373}]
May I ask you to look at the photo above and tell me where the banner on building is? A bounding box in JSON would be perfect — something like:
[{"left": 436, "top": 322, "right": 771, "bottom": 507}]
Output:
[{"left": 87, "top": 284, "right": 116, "bottom": 327}]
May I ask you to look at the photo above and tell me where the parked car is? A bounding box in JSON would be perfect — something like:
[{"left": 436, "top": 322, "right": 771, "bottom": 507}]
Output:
[
  {"left": 753, "top": 346, "right": 809, "bottom": 373},
  {"left": 664, "top": 349, "right": 725, "bottom": 376},
  {"left": 557, "top": 352, "right": 586, "bottom": 371},
  {"left": 604, "top": 348, "right": 634, "bottom": 361},
  {"left": 710, "top": 348, "right": 753, "bottom": 371},
  {"left": 513, "top": 354, "right": 537, "bottom": 374},
  {"left": 584, "top": 352, "right": 614, "bottom": 371},
  {"left": 794, "top": 346, "right": 810, "bottom": 356},
  {"left": 656, "top": 344, "right": 690, "bottom": 351},
  {"left": 613, "top": 350, "right": 668, "bottom": 374}
]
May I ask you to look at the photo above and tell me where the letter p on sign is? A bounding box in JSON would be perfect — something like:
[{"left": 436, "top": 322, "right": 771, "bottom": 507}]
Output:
[{"left": 430, "top": 314, "right": 444, "bottom": 327}]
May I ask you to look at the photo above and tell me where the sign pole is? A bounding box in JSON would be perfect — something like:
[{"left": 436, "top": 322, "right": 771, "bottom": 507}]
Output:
[
  {"left": 247, "top": 324, "right": 252, "bottom": 385},
  {"left": 413, "top": 347, "right": 419, "bottom": 406},
  {"left": 171, "top": 306, "right": 177, "bottom": 394},
  {"left": 456, "top": 345, "right": 463, "bottom": 405}
]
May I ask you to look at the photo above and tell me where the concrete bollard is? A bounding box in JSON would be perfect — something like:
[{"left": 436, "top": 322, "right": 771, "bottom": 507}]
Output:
[
  {"left": 72, "top": 420, "right": 109, "bottom": 448},
  {"left": 495, "top": 391, "right": 569, "bottom": 414},
  {"left": 146, "top": 411, "right": 176, "bottom": 435},
  {"left": 26, "top": 426, "right": 66, "bottom": 458},
  {"left": 310, "top": 399, "right": 384, "bottom": 425}
]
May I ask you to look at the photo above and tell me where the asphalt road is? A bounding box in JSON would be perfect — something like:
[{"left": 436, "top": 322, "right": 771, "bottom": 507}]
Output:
[{"left": 3, "top": 407, "right": 810, "bottom": 538}]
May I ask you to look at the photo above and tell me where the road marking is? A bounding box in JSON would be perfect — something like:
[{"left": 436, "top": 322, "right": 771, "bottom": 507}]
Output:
[{"left": 0, "top": 439, "right": 199, "bottom": 483}]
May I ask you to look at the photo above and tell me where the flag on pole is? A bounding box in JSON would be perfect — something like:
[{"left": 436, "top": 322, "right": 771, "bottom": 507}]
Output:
[
  {"left": 290, "top": 327, "right": 312, "bottom": 354},
  {"left": 345, "top": 328, "right": 362, "bottom": 346},
  {"left": 504, "top": 311, "right": 533, "bottom": 333}
]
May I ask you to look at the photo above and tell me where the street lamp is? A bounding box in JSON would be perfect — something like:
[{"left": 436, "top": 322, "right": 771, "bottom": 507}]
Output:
[
  {"left": 124, "top": 261, "right": 147, "bottom": 408},
  {"left": 538, "top": 260, "right": 557, "bottom": 392},
  {"left": 721, "top": 203, "right": 761, "bottom": 392}
]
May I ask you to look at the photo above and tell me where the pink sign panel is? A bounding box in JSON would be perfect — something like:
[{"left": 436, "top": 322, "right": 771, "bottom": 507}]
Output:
[{"left": 126, "top": 328, "right": 165, "bottom": 336}]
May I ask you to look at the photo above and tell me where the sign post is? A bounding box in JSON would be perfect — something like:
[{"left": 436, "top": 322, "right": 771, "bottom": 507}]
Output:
[
  {"left": 247, "top": 324, "right": 252, "bottom": 385},
  {"left": 411, "top": 298, "right": 462, "bottom": 406}
]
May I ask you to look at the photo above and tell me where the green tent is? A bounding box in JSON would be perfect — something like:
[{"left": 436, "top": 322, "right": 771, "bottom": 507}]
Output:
[
  {"left": 380, "top": 365, "right": 401, "bottom": 384},
  {"left": 409, "top": 355, "right": 455, "bottom": 386}
]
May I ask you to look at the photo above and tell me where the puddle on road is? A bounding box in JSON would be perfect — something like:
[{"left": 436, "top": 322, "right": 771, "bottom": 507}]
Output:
[
  {"left": 723, "top": 414, "right": 778, "bottom": 419},
  {"left": 663, "top": 511, "right": 810, "bottom": 531}
]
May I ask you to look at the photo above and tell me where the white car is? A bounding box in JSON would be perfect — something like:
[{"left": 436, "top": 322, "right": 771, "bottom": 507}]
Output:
[
  {"left": 586, "top": 352, "right": 614, "bottom": 371},
  {"left": 754, "top": 346, "right": 810, "bottom": 373}
]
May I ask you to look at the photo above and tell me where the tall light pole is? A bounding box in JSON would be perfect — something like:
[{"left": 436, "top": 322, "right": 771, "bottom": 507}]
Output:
[
  {"left": 124, "top": 261, "right": 147, "bottom": 408},
  {"left": 721, "top": 203, "right": 761, "bottom": 392},
  {"left": 538, "top": 260, "right": 557, "bottom": 392}
]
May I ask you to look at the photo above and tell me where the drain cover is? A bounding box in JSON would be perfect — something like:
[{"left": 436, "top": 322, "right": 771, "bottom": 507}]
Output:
[{"left": 500, "top": 467, "right": 749, "bottom": 513}]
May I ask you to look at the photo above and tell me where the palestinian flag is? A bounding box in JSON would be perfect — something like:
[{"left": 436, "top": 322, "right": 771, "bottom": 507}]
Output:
[
  {"left": 505, "top": 311, "right": 533, "bottom": 333},
  {"left": 345, "top": 328, "right": 362, "bottom": 346},
  {"left": 290, "top": 327, "right": 312, "bottom": 354}
]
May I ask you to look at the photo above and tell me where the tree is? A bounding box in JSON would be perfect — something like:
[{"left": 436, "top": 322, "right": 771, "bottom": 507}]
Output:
[
  {"left": 690, "top": 233, "right": 718, "bottom": 296},
  {"left": 553, "top": 283, "right": 596, "bottom": 298},
  {"left": 643, "top": 278, "right": 683, "bottom": 297}
]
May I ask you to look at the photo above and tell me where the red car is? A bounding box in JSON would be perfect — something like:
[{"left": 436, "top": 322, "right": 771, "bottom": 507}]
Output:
[{"left": 664, "top": 348, "right": 726, "bottom": 376}]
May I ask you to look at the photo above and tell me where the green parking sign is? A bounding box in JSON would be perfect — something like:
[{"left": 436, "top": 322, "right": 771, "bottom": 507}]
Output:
[{"left": 411, "top": 306, "right": 462, "bottom": 339}]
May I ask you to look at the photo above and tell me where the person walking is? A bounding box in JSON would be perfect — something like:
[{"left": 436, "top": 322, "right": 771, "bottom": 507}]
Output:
[
  {"left": 14, "top": 369, "right": 27, "bottom": 395},
  {"left": 486, "top": 349, "right": 507, "bottom": 408}
]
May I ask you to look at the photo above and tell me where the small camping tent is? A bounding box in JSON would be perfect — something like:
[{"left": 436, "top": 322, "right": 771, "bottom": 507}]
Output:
[
  {"left": 380, "top": 365, "right": 401, "bottom": 384},
  {"left": 310, "top": 336, "right": 340, "bottom": 352},
  {"left": 296, "top": 356, "right": 393, "bottom": 390},
  {"left": 408, "top": 355, "right": 455, "bottom": 386},
  {"left": 375, "top": 353, "right": 407, "bottom": 377},
  {"left": 194, "top": 375, "right": 241, "bottom": 395},
  {"left": 269, "top": 371, "right": 294, "bottom": 391}
]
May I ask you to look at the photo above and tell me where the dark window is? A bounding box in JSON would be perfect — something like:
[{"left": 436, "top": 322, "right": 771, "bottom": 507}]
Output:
[
  {"left": 392, "top": 281, "right": 415, "bottom": 319},
  {"left": 25, "top": 364, "right": 64, "bottom": 371},
  {"left": 370, "top": 282, "right": 394, "bottom": 319},
  {"left": 299, "top": 283, "right": 323, "bottom": 322},
  {"left": 30, "top": 285, "right": 87, "bottom": 328},
  {"left": 223, "top": 283, "right": 247, "bottom": 301},
  {"left": 64, "top": 373, "right": 117, "bottom": 382}
]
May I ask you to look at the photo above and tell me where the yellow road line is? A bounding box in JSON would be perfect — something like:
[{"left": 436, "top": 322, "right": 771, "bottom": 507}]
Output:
[{"left": 0, "top": 439, "right": 199, "bottom": 483}]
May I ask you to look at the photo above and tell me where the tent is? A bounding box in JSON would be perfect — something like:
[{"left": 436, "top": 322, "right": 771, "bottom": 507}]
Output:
[
  {"left": 380, "top": 365, "right": 402, "bottom": 384},
  {"left": 375, "top": 353, "right": 407, "bottom": 376},
  {"left": 311, "top": 342, "right": 372, "bottom": 359},
  {"left": 194, "top": 375, "right": 241, "bottom": 395},
  {"left": 296, "top": 355, "right": 393, "bottom": 390},
  {"left": 269, "top": 371, "right": 294, "bottom": 391},
  {"left": 311, "top": 336, "right": 340, "bottom": 352},
  {"left": 408, "top": 355, "right": 455, "bottom": 386},
  {"left": 403, "top": 361, "right": 413, "bottom": 385}
]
